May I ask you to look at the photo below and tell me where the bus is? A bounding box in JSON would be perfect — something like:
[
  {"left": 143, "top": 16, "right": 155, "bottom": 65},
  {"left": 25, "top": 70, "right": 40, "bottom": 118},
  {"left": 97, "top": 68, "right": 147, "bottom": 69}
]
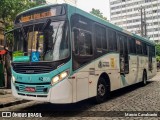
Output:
[{"left": 5, "top": 3, "right": 157, "bottom": 103}]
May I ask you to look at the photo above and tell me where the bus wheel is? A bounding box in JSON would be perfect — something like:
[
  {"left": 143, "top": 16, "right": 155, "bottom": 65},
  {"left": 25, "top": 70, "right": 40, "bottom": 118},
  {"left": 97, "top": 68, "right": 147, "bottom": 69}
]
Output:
[
  {"left": 95, "top": 77, "right": 109, "bottom": 103},
  {"left": 142, "top": 71, "right": 147, "bottom": 86}
]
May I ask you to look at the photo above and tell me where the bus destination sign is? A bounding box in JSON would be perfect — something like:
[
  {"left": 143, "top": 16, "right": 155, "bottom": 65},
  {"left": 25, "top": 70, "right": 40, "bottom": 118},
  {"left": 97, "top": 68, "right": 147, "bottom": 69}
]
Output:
[{"left": 20, "top": 9, "right": 56, "bottom": 22}]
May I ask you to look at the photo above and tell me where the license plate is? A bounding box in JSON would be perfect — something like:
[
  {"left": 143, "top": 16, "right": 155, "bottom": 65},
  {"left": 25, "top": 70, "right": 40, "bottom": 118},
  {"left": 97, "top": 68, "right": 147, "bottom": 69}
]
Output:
[{"left": 25, "top": 87, "right": 35, "bottom": 92}]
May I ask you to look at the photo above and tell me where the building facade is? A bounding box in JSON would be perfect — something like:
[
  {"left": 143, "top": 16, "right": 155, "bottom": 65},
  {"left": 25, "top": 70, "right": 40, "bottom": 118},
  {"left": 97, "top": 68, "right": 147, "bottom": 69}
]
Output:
[
  {"left": 46, "top": 0, "right": 76, "bottom": 6},
  {"left": 110, "top": 0, "right": 160, "bottom": 43}
]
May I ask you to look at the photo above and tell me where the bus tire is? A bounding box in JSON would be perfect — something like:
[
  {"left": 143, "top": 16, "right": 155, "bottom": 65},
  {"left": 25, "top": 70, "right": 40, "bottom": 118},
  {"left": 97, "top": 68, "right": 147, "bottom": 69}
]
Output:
[
  {"left": 141, "top": 71, "right": 147, "bottom": 86},
  {"left": 95, "top": 77, "right": 110, "bottom": 103}
]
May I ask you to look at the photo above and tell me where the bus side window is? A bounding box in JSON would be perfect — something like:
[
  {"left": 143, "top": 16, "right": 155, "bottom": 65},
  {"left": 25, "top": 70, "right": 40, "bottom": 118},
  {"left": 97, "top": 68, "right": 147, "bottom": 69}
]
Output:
[
  {"left": 129, "top": 37, "right": 136, "bottom": 54},
  {"left": 142, "top": 43, "right": 147, "bottom": 55},
  {"left": 73, "top": 29, "right": 79, "bottom": 55},
  {"left": 95, "top": 25, "right": 107, "bottom": 50},
  {"left": 79, "top": 31, "right": 92, "bottom": 56},
  {"left": 136, "top": 40, "right": 142, "bottom": 55},
  {"left": 73, "top": 29, "right": 92, "bottom": 56},
  {"left": 108, "top": 30, "right": 117, "bottom": 51}
]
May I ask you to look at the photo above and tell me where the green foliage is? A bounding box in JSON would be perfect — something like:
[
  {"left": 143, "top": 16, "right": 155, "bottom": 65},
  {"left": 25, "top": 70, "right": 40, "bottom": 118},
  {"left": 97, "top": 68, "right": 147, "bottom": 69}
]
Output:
[
  {"left": 90, "top": 8, "right": 107, "bottom": 21},
  {"left": 156, "top": 44, "right": 160, "bottom": 56},
  {"left": 0, "top": 0, "right": 46, "bottom": 31},
  {"left": 156, "top": 56, "right": 160, "bottom": 62},
  {"left": 156, "top": 44, "right": 160, "bottom": 62}
]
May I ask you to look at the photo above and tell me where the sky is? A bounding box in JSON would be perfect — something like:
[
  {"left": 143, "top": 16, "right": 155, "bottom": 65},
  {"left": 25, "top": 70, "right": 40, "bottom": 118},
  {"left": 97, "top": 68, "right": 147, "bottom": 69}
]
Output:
[
  {"left": 77, "top": 0, "right": 110, "bottom": 20},
  {"left": 46, "top": 0, "right": 110, "bottom": 20}
]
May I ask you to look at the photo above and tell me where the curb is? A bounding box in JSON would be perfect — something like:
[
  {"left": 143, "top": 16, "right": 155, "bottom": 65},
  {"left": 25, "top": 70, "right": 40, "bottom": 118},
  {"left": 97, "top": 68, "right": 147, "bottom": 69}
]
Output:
[{"left": 0, "top": 100, "right": 30, "bottom": 108}]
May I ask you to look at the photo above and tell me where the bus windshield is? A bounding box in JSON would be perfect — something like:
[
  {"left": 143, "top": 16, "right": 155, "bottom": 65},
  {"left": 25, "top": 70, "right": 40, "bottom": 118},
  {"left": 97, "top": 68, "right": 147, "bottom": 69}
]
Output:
[{"left": 12, "top": 20, "right": 70, "bottom": 62}]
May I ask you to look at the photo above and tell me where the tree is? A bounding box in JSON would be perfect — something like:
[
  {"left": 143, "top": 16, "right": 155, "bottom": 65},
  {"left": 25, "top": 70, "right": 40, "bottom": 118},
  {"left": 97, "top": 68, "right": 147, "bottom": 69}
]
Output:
[
  {"left": 90, "top": 8, "right": 107, "bottom": 21},
  {"left": 0, "top": 0, "right": 45, "bottom": 31},
  {"left": 156, "top": 44, "right": 160, "bottom": 62}
]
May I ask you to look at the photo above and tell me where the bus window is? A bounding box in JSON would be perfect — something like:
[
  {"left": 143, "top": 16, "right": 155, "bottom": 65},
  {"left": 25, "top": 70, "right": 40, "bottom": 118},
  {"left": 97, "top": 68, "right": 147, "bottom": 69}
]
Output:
[
  {"left": 142, "top": 43, "right": 147, "bottom": 55},
  {"left": 73, "top": 29, "right": 93, "bottom": 56},
  {"left": 79, "top": 31, "right": 92, "bottom": 55},
  {"left": 129, "top": 37, "right": 136, "bottom": 54},
  {"left": 71, "top": 14, "right": 92, "bottom": 32},
  {"left": 95, "top": 25, "right": 107, "bottom": 49},
  {"left": 136, "top": 40, "right": 142, "bottom": 54},
  {"left": 73, "top": 29, "right": 79, "bottom": 55},
  {"left": 108, "top": 30, "right": 117, "bottom": 51}
]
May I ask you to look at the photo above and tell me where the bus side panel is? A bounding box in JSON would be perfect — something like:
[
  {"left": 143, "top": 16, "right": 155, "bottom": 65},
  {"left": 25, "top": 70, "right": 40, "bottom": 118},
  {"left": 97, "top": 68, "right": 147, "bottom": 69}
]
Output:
[
  {"left": 137, "top": 55, "right": 143, "bottom": 82},
  {"left": 73, "top": 62, "right": 95, "bottom": 102},
  {"left": 94, "top": 53, "right": 122, "bottom": 91},
  {"left": 148, "top": 57, "right": 157, "bottom": 79},
  {"left": 49, "top": 78, "right": 73, "bottom": 103},
  {"left": 76, "top": 72, "right": 89, "bottom": 101},
  {"left": 125, "top": 55, "right": 138, "bottom": 85}
]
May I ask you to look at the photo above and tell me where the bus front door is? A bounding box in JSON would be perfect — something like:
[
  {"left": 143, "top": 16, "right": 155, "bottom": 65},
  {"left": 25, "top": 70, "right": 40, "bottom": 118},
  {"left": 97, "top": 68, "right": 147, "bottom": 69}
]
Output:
[{"left": 119, "top": 35, "right": 129, "bottom": 74}]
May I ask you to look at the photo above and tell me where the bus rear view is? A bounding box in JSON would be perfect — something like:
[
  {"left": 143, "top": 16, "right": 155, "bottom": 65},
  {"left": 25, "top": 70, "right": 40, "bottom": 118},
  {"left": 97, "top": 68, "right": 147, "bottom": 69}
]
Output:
[{"left": 8, "top": 4, "right": 72, "bottom": 103}]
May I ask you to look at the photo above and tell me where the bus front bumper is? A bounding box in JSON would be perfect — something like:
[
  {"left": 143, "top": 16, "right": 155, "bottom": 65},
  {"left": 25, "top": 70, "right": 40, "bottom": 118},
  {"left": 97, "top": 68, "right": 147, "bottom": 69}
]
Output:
[{"left": 11, "top": 79, "right": 73, "bottom": 104}]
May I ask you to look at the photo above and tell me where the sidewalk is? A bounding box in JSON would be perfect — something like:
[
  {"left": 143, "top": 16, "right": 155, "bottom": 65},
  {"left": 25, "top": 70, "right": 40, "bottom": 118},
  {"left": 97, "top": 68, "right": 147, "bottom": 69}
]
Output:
[{"left": 0, "top": 89, "right": 29, "bottom": 108}]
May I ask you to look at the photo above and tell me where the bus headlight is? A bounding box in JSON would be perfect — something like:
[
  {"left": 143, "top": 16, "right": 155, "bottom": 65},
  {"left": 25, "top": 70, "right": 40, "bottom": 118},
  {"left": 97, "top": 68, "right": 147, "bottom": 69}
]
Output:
[
  {"left": 12, "top": 75, "right": 16, "bottom": 84},
  {"left": 51, "top": 70, "right": 69, "bottom": 86}
]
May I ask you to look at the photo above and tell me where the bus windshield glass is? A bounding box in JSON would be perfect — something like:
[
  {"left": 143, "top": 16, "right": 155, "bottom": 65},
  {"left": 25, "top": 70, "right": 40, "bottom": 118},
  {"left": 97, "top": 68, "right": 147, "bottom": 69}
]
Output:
[{"left": 12, "top": 20, "right": 70, "bottom": 62}]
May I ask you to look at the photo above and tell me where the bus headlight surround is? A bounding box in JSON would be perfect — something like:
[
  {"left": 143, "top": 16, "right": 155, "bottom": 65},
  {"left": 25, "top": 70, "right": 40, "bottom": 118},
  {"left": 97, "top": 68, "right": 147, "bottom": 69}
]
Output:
[
  {"left": 51, "top": 70, "right": 69, "bottom": 86},
  {"left": 12, "top": 75, "right": 16, "bottom": 84}
]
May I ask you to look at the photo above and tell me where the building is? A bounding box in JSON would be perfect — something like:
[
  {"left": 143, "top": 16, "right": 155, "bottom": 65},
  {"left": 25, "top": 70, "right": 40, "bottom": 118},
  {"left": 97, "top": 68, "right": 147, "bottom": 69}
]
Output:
[
  {"left": 46, "top": 0, "right": 77, "bottom": 6},
  {"left": 30, "top": 0, "right": 46, "bottom": 4},
  {"left": 0, "top": 19, "right": 4, "bottom": 47},
  {"left": 110, "top": 0, "right": 160, "bottom": 43}
]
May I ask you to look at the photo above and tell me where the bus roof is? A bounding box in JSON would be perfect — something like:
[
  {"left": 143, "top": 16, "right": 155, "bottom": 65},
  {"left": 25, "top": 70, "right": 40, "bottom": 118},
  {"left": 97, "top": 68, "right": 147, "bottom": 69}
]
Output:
[
  {"left": 17, "top": 4, "right": 54, "bottom": 16},
  {"left": 17, "top": 3, "right": 155, "bottom": 46}
]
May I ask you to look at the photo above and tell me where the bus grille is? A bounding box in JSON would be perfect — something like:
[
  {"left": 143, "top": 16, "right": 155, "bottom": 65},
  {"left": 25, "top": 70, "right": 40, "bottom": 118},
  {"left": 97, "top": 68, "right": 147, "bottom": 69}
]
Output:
[
  {"left": 12, "top": 64, "right": 53, "bottom": 74},
  {"left": 16, "top": 85, "right": 48, "bottom": 93}
]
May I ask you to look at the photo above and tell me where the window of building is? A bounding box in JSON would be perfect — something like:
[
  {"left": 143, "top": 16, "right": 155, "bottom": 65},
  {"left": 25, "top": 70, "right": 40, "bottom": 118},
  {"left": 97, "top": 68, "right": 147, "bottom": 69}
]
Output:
[
  {"left": 154, "top": 40, "right": 159, "bottom": 44},
  {"left": 153, "top": 10, "right": 157, "bottom": 13}
]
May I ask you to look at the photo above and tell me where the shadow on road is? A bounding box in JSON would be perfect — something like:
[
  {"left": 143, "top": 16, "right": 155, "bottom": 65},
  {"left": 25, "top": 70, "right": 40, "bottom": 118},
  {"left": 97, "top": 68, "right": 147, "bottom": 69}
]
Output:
[{"left": 19, "top": 81, "right": 154, "bottom": 117}]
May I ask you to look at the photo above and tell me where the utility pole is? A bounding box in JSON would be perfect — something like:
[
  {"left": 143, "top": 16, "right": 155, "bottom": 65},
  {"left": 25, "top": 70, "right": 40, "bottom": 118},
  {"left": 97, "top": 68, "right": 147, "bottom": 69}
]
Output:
[{"left": 140, "top": 6, "right": 147, "bottom": 37}]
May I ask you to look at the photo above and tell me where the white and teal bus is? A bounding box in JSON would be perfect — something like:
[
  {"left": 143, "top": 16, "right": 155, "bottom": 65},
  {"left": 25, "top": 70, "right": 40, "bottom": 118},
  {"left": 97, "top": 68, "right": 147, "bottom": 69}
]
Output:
[{"left": 5, "top": 3, "right": 156, "bottom": 103}]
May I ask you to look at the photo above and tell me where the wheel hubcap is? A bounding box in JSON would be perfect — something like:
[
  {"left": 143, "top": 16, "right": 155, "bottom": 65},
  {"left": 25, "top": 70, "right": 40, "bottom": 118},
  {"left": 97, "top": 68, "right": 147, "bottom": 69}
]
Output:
[{"left": 98, "top": 84, "right": 105, "bottom": 96}]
